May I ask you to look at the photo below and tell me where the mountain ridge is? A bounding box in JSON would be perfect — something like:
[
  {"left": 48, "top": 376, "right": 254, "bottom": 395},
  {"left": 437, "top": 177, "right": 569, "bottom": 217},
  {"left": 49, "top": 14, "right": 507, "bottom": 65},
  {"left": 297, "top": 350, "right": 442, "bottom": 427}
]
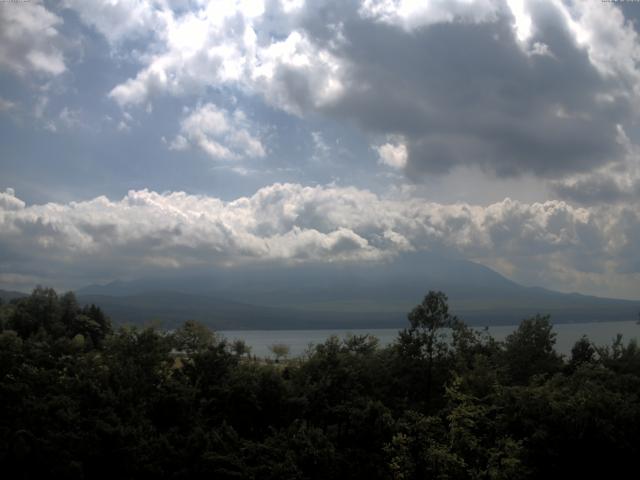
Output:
[{"left": 73, "top": 252, "right": 640, "bottom": 329}]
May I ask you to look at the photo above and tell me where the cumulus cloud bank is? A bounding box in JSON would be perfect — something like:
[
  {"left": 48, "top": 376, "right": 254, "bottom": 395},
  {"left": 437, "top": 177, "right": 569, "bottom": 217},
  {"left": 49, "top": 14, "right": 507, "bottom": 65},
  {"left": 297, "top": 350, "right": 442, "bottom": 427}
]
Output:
[{"left": 1, "top": 184, "right": 638, "bottom": 296}]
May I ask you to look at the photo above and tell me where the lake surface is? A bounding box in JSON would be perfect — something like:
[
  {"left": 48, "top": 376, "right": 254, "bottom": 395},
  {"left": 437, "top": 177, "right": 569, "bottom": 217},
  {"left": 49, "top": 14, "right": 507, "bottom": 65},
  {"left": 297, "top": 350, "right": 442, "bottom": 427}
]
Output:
[{"left": 220, "top": 321, "right": 640, "bottom": 358}]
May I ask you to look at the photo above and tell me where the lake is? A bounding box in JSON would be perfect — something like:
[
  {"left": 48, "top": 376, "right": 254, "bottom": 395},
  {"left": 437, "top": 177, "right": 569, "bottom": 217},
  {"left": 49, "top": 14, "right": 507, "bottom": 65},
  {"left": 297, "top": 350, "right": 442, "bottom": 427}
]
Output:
[{"left": 220, "top": 321, "right": 640, "bottom": 358}]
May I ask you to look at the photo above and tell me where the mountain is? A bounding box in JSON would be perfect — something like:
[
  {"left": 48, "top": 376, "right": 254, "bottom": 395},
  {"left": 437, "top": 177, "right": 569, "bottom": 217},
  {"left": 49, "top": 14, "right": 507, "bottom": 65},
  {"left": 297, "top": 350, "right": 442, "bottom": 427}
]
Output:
[
  {"left": 75, "top": 291, "right": 406, "bottom": 330},
  {"left": 0, "top": 289, "right": 28, "bottom": 303},
  {"left": 76, "top": 252, "right": 640, "bottom": 330}
]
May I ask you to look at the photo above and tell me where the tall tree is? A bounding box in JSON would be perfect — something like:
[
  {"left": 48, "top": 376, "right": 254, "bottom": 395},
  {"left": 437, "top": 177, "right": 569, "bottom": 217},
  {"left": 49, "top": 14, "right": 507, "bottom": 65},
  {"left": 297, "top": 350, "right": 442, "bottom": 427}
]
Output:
[
  {"left": 397, "top": 291, "right": 455, "bottom": 408},
  {"left": 502, "top": 315, "right": 563, "bottom": 384}
]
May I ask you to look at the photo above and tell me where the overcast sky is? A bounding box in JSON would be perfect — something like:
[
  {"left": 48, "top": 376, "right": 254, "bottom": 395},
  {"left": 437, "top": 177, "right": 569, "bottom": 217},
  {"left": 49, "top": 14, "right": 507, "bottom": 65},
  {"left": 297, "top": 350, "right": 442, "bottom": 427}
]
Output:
[{"left": 1, "top": 0, "right": 639, "bottom": 299}]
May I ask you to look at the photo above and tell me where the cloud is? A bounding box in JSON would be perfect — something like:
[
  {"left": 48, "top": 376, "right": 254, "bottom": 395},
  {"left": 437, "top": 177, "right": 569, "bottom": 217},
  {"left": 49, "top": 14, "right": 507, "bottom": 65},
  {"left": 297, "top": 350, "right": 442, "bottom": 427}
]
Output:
[
  {"left": 311, "top": 131, "right": 331, "bottom": 162},
  {"left": 375, "top": 139, "right": 407, "bottom": 169},
  {"left": 62, "top": 0, "right": 157, "bottom": 44},
  {"left": 104, "top": 1, "right": 268, "bottom": 106},
  {"left": 63, "top": 0, "right": 640, "bottom": 188},
  {"left": 0, "top": 188, "right": 25, "bottom": 211},
  {"left": 1, "top": 0, "right": 638, "bottom": 297},
  {"left": 169, "top": 103, "right": 265, "bottom": 160},
  {"left": 57, "top": 106, "right": 82, "bottom": 129},
  {"left": 0, "top": 183, "right": 638, "bottom": 296},
  {"left": 359, "top": 0, "right": 502, "bottom": 30},
  {"left": 552, "top": 125, "right": 640, "bottom": 204},
  {"left": 0, "top": 1, "right": 66, "bottom": 76},
  {"left": 319, "top": 0, "right": 635, "bottom": 179},
  {"left": 105, "top": 4, "right": 344, "bottom": 115},
  {"left": 0, "top": 97, "right": 17, "bottom": 111}
]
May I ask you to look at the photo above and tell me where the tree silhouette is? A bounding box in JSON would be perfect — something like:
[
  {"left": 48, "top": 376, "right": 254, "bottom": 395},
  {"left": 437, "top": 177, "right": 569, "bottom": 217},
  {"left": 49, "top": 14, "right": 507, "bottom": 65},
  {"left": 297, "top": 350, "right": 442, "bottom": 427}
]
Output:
[
  {"left": 397, "top": 291, "right": 455, "bottom": 408},
  {"left": 269, "top": 343, "right": 290, "bottom": 362}
]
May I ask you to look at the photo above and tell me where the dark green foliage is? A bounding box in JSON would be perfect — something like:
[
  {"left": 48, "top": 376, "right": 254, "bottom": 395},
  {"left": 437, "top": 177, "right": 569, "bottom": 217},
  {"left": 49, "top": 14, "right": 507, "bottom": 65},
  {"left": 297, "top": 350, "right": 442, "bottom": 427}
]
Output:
[
  {"left": 173, "top": 319, "right": 218, "bottom": 354},
  {"left": 502, "top": 314, "right": 563, "bottom": 384},
  {"left": 1, "top": 288, "right": 640, "bottom": 479},
  {"left": 567, "top": 335, "right": 596, "bottom": 373},
  {"left": 4, "top": 287, "right": 111, "bottom": 347}
]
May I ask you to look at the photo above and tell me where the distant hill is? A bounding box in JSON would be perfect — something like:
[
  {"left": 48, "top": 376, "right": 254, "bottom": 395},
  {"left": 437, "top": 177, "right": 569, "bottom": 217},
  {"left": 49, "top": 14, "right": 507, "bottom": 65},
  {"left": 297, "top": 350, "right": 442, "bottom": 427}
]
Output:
[
  {"left": 0, "top": 289, "right": 28, "bottom": 303},
  {"left": 76, "top": 252, "right": 640, "bottom": 330},
  {"left": 76, "top": 291, "right": 403, "bottom": 330}
]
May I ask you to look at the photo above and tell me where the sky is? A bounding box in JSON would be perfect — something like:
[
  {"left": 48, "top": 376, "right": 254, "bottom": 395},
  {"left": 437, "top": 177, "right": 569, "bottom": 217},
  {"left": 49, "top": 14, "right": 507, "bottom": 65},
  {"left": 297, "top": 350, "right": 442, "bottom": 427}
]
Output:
[{"left": 0, "top": 0, "right": 639, "bottom": 300}]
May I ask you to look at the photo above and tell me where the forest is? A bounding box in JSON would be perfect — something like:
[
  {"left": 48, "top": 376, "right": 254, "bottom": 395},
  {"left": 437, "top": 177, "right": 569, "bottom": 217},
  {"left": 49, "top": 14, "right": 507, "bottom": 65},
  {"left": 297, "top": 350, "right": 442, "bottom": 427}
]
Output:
[{"left": 1, "top": 287, "right": 640, "bottom": 479}]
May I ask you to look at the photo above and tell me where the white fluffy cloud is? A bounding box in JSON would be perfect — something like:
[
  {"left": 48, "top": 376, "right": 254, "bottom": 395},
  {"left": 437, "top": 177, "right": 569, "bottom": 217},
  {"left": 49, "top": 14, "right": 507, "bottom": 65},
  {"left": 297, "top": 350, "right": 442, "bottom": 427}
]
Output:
[
  {"left": 0, "top": 1, "right": 65, "bottom": 76},
  {"left": 359, "top": 0, "right": 502, "bottom": 30},
  {"left": 169, "top": 103, "right": 266, "bottom": 160},
  {"left": 1, "top": 183, "right": 638, "bottom": 296},
  {"left": 104, "top": 1, "right": 344, "bottom": 115},
  {"left": 376, "top": 140, "right": 408, "bottom": 169},
  {"left": 63, "top": 0, "right": 157, "bottom": 44},
  {"left": 0, "top": 188, "right": 25, "bottom": 211}
]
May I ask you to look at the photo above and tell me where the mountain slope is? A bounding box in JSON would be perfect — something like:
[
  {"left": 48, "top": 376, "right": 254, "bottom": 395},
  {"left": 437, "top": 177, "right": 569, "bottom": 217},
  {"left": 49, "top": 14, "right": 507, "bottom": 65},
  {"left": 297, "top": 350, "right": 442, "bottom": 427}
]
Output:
[
  {"left": 76, "top": 291, "right": 406, "bottom": 330},
  {"left": 76, "top": 252, "right": 640, "bottom": 329},
  {"left": 0, "top": 289, "right": 28, "bottom": 303}
]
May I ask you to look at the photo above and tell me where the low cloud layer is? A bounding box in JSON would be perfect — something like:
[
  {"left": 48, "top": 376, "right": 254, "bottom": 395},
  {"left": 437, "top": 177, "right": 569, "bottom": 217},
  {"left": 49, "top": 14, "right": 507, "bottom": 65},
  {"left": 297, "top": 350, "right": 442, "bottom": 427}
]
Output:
[{"left": 1, "top": 184, "right": 638, "bottom": 298}]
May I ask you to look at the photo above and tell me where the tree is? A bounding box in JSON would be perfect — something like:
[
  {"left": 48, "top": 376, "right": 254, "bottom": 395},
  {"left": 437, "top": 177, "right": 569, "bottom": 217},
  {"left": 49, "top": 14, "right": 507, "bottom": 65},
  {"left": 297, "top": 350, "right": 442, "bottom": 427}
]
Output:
[
  {"left": 502, "top": 315, "right": 563, "bottom": 384},
  {"left": 172, "top": 320, "right": 217, "bottom": 354},
  {"left": 568, "top": 335, "right": 596, "bottom": 372},
  {"left": 385, "top": 411, "right": 466, "bottom": 479},
  {"left": 231, "top": 338, "right": 252, "bottom": 358},
  {"left": 343, "top": 333, "right": 379, "bottom": 355},
  {"left": 7, "top": 286, "right": 59, "bottom": 339},
  {"left": 396, "top": 291, "right": 455, "bottom": 406},
  {"left": 598, "top": 335, "right": 640, "bottom": 376},
  {"left": 401, "top": 291, "right": 455, "bottom": 355},
  {"left": 269, "top": 343, "right": 291, "bottom": 362},
  {"left": 81, "top": 303, "right": 111, "bottom": 345}
]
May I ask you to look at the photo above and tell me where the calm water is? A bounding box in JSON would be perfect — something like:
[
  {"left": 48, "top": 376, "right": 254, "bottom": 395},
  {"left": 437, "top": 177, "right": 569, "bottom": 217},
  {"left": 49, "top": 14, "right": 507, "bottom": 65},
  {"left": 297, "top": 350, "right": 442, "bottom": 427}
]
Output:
[{"left": 220, "top": 321, "right": 640, "bottom": 358}]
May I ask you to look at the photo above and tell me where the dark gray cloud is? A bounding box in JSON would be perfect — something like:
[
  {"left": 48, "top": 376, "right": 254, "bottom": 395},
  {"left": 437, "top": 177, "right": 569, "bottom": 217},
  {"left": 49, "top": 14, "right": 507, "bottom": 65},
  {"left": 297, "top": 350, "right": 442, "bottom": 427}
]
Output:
[
  {"left": 550, "top": 125, "right": 640, "bottom": 205},
  {"left": 294, "top": 1, "right": 632, "bottom": 178},
  {"left": 553, "top": 175, "right": 639, "bottom": 204}
]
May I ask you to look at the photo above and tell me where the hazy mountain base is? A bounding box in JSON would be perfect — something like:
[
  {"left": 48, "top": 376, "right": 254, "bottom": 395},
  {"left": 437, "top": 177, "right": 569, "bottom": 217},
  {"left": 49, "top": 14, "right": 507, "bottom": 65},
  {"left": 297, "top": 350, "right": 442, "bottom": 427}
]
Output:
[
  {"left": 72, "top": 290, "right": 640, "bottom": 330},
  {"left": 73, "top": 253, "right": 640, "bottom": 329}
]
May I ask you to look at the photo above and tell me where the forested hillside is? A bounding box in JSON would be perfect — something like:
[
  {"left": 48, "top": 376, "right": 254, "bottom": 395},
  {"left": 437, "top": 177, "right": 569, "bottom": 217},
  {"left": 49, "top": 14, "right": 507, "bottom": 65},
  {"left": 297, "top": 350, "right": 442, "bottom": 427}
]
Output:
[{"left": 1, "top": 288, "right": 640, "bottom": 479}]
